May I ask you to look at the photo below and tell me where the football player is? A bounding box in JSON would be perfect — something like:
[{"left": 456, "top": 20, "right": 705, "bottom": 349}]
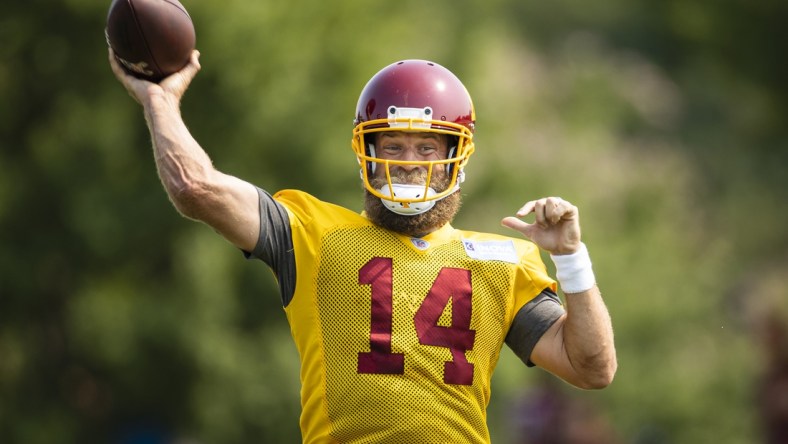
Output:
[{"left": 110, "top": 49, "right": 617, "bottom": 444}]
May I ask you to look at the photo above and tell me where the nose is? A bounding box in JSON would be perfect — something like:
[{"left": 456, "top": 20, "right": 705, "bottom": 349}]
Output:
[
  {"left": 390, "top": 148, "right": 429, "bottom": 176},
  {"left": 398, "top": 148, "right": 422, "bottom": 170}
]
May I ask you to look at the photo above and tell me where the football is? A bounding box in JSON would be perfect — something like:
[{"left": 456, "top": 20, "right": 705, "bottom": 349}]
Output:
[{"left": 106, "top": 0, "right": 196, "bottom": 82}]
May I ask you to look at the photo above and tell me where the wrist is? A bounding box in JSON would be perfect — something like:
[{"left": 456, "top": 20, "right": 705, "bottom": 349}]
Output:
[{"left": 550, "top": 242, "right": 596, "bottom": 294}]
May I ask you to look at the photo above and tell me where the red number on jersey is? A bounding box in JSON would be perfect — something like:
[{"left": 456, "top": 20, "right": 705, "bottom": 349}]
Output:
[
  {"left": 414, "top": 267, "right": 475, "bottom": 385},
  {"left": 357, "top": 257, "right": 476, "bottom": 385},
  {"left": 357, "top": 257, "right": 405, "bottom": 374}
]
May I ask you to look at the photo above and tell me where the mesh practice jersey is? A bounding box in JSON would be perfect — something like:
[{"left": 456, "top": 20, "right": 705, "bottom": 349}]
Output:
[{"left": 250, "top": 189, "right": 560, "bottom": 444}]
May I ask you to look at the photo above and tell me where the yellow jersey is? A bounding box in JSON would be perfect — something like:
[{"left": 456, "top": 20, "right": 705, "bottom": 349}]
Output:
[{"left": 250, "top": 188, "right": 559, "bottom": 443}]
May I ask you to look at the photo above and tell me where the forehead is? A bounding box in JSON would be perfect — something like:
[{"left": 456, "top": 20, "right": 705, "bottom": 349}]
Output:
[{"left": 376, "top": 131, "right": 445, "bottom": 143}]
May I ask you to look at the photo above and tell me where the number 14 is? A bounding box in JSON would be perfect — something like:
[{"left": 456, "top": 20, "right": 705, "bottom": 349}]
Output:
[{"left": 356, "top": 257, "right": 476, "bottom": 385}]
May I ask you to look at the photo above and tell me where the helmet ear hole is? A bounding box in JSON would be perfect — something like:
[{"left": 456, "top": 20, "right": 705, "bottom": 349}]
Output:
[
  {"left": 447, "top": 138, "right": 459, "bottom": 176},
  {"left": 366, "top": 142, "right": 377, "bottom": 175},
  {"left": 448, "top": 136, "right": 460, "bottom": 153}
]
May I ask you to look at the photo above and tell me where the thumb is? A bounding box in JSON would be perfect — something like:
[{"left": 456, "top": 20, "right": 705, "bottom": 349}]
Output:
[
  {"left": 182, "top": 50, "right": 201, "bottom": 77},
  {"left": 501, "top": 216, "right": 536, "bottom": 240},
  {"left": 160, "top": 50, "right": 201, "bottom": 96}
]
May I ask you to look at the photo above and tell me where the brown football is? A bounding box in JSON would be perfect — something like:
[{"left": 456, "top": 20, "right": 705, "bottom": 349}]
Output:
[{"left": 106, "top": 0, "right": 196, "bottom": 82}]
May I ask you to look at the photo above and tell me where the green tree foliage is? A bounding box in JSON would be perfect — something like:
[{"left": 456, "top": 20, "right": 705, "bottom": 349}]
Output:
[{"left": 1, "top": 0, "right": 786, "bottom": 443}]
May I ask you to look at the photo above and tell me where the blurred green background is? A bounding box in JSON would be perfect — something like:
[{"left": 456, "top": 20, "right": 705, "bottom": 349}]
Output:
[{"left": 2, "top": 0, "right": 787, "bottom": 442}]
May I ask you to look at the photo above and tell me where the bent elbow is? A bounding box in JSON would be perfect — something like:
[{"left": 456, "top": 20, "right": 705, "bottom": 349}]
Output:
[
  {"left": 578, "top": 358, "right": 617, "bottom": 390},
  {"left": 583, "top": 371, "right": 615, "bottom": 390}
]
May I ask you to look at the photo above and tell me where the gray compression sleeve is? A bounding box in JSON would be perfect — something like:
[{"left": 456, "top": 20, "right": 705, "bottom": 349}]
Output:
[
  {"left": 245, "top": 187, "right": 296, "bottom": 307},
  {"left": 505, "top": 289, "right": 565, "bottom": 367}
]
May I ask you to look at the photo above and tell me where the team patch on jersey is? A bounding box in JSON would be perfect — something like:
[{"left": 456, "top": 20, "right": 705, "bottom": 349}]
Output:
[
  {"left": 462, "top": 239, "right": 519, "bottom": 264},
  {"left": 410, "top": 237, "right": 430, "bottom": 250}
]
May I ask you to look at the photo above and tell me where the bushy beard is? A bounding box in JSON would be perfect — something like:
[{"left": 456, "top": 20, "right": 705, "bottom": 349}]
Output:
[{"left": 364, "top": 168, "right": 462, "bottom": 237}]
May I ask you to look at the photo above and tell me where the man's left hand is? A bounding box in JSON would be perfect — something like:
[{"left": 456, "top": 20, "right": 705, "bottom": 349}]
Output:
[{"left": 501, "top": 197, "right": 582, "bottom": 255}]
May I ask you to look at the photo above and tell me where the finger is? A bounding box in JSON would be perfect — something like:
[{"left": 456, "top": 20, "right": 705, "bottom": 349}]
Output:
[
  {"left": 184, "top": 49, "right": 202, "bottom": 74},
  {"left": 552, "top": 198, "right": 578, "bottom": 224},
  {"left": 515, "top": 200, "right": 536, "bottom": 218},
  {"left": 533, "top": 199, "right": 548, "bottom": 227},
  {"left": 501, "top": 216, "right": 535, "bottom": 239},
  {"left": 515, "top": 199, "right": 550, "bottom": 227},
  {"left": 160, "top": 49, "right": 201, "bottom": 94},
  {"left": 546, "top": 197, "right": 564, "bottom": 225},
  {"left": 167, "top": 50, "right": 201, "bottom": 83},
  {"left": 108, "top": 47, "right": 126, "bottom": 79}
]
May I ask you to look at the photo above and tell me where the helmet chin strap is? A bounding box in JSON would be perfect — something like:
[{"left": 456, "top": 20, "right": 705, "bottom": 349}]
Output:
[{"left": 378, "top": 181, "right": 460, "bottom": 216}]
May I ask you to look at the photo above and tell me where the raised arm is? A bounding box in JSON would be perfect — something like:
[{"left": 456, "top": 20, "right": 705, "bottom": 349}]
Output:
[
  {"left": 109, "top": 49, "right": 260, "bottom": 252},
  {"left": 502, "top": 197, "right": 617, "bottom": 389}
]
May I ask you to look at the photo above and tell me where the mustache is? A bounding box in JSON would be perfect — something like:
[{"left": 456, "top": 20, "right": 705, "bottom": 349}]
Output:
[
  {"left": 370, "top": 167, "right": 450, "bottom": 191},
  {"left": 363, "top": 185, "right": 462, "bottom": 237}
]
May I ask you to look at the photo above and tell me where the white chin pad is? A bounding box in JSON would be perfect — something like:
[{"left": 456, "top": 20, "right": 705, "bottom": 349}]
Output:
[{"left": 378, "top": 184, "right": 436, "bottom": 216}]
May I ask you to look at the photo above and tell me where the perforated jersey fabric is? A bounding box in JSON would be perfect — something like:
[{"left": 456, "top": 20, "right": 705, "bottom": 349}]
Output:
[{"left": 274, "top": 189, "right": 556, "bottom": 444}]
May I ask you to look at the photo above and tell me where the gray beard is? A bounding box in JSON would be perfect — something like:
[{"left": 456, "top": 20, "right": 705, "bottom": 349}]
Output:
[{"left": 363, "top": 169, "right": 462, "bottom": 237}]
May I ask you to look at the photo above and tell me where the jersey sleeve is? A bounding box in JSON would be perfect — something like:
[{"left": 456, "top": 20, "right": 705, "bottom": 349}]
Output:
[
  {"left": 505, "top": 288, "right": 565, "bottom": 367},
  {"left": 504, "top": 239, "right": 563, "bottom": 367},
  {"left": 244, "top": 187, "right": 297, "bottom": 306}
]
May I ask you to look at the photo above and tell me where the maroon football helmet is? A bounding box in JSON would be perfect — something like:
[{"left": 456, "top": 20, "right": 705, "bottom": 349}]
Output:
[{"left": 352, "top": 60, "right": 476, "bottom": 214}]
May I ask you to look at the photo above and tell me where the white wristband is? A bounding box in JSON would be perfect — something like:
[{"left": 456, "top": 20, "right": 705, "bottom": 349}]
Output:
[{"left": 550, "top": 243, "right": 596, "bottom": 294}]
